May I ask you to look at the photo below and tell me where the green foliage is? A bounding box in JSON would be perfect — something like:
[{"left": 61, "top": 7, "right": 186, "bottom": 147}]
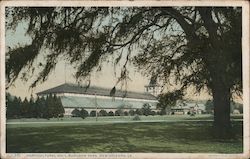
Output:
[
  {"left": 36, "top": 96, "right": 48, "bottom": 118},
  {"left": 205, "top": 100, "right": 214, "bottom": 114},
  {"left": 132, "top": 114, "right": 141, "bottom": 121},
  {"left": 80, "top": 108, "right": 89, "bottom": 119},
  {"left": 128, "top": 109, "right": 135, "bottom": 116},
  {"left": 99, "top": 109, "right": 108, "bottom": 116},
  {"left": 124, "top": 111, "right": 128, "bottom": 116},
  {"left": 116, "top": 106, "right": 124, "bottom": 116},
  {"left": 141, "top": 103, "right": 152, "bottom": 116},
  {"left": 230, "top": 101, "right": 243, "bottom": 114},
  {"left": 90, "top": 110, "right": 96, "bottom": 117},
  {"left": 151, "top": 111, "right": 156, "bottom": 116},
  {"left": 157, "top": 90, "right": 183, "bottom": 111},
  {"left": 71, "top": 108, "right": 81, "bottom": 117},
  {"left": 108, "top": 111, "right": 114, "bottom": 116},
  {"left": 6, "top": 93, "right": 21, "bottom": 119},
  {"left": 20, "top": 98, "right": 29, "bottom": 118},
  {"left": 135, "top": 109, "right": 143, "bottom": 115},
  {"left": 159, "top": 109, "right": 167, "bottom": 116},
  {"left": 115, "top": 110, "right": 121, "bottom": 116},
  {"left": 6, "top": 93, "right": 64, "bottom": 119}
]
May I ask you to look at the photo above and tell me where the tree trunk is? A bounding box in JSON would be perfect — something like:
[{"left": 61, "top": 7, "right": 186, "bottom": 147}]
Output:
[{"left": 211, "top": 79, "right": 232, "bottom": 139}]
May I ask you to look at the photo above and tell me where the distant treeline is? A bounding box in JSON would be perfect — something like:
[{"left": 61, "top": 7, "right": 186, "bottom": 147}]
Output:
[{"left": 6, "top": 93, "right": 65, "bottom": 119}]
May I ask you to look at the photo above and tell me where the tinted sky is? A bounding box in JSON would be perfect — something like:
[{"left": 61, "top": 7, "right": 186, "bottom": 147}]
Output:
[{"left": 5, "top": 22, "right": 153, "bottom": 99}]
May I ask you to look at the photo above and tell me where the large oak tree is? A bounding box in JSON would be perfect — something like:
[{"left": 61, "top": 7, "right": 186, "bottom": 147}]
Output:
[{"left": 6, "top": 7, "right": 242, "bottom": 138}]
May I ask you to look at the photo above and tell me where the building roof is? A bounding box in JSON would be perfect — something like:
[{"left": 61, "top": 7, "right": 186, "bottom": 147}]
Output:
[{"left": 37, "top": 83, "right": 157, "bottom": 100}]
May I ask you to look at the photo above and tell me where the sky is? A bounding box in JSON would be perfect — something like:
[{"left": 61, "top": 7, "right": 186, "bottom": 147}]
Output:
[
  {"left": 5, "top": 17, "right": 212, "bottom": 101},
  {"left": 5, "top": 22, "right": 152, "bottom": 99}
]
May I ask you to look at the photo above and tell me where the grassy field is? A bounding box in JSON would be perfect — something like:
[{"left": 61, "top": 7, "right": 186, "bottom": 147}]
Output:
[
  {"left": 6, "top": 114, "right": 243, "bottom": 123},
  {"left": 6, "top": 115, "right": 243, "bottom": 153}
]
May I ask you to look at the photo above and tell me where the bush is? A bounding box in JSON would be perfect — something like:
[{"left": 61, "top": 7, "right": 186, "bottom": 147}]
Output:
[
  {"left": 135, "top": 109, "right": 142, "bottom": 115},
  {"left": 115, "top": 110, "right": 120, "bottom": 116},
  {"left": 108, "top": 111, "right": 114, "bottom": 116},
  {"left": 133, "top": 114, "right": 141, "bottom": 121},
  {"left": 71, "top": 108, "right": 81, "bottom": 117},
  {"left": 151, "top": 111, "right": 156, "bottom": 116},
  {"left": 99, "top": 109, "right": 108, "bottom": 116},
  {"left": 129, "top": 110, "right": 135, "bottom": 116},
  {"left": 124, "top": 111, "right": 128, "bottom": 116},
  {"left": 159, "top": 109, "right": 166, "bottom": 115},
  {"left": 90, "top": 110, "right": 96, "bottom": 117},
  {"left": 80, "top": 108, "right": 89, "bottom": 119},
  {"left": 141, "top": 103, "right": 152, "bottom": 116}
]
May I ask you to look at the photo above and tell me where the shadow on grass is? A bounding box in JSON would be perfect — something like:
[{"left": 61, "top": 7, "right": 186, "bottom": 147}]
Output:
[{"left": 6, "top": 121, "right": 243, "bottom": 153}]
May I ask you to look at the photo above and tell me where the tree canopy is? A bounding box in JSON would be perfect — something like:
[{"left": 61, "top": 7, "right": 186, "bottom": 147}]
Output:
[{"left": 6, "top": 7, "right": 241, "bottom": 95}]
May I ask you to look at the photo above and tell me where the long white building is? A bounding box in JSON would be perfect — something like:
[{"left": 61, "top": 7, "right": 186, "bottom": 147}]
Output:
[{"left": 37, "top": 83, "right": 159, "bottom": 116}]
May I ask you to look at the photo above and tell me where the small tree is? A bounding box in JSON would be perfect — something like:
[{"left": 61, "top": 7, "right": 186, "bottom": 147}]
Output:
[
  {"left": 115, "top": 110, "right": 120, "bottom": 116},
  {"left": 159, "top": 109, "right": 166, "bottom": 115},
  {"left": 80, "top": 108, "right": 89, "bottom": 119},
  {"left": 108, "top": 111, "right": 114, "bottom": 116},
  {"left": 135, "top": 109, "right": 143, "bottom": 115},
  {"left": 71, "top": 108, "right": 81, "bottom": 117},
  {"left": 133, "top": 114, "right": 141, "bottom": 121},
  {"left": 40, "top": 96, "right": 48, "bottom": 118},
  {"left": 116, "top": 105, "right": 125, "bottom": 116},
  {"left": 128, "top": 110, "right": 135, "bottom": 116},
  {"left": 6, "top": 95, "right": 21, "bottom": 119},
  {"left": 99, "top": 109, "right": 108, "bottom": 116},
  {"left": 157, "top": 92, "right": 183, "bottom": 115},
  {"left": 151, "top": 111, "right": 156, "bottom": 116},
  {"left": 29, "top": 95, "right": 36, "bottom": 118},
  {"left": 90, "top": 110, "right": 96, "bottom": 117},
  {"left": 46, "top": 94, "right": 55, "bottom": 118},
  {"left": 141, "top": 103, "right": 152, "bottom": 116},
  {"left": 205, "top": 100, "right": 214, "bottom": 114},
  {"left": 56, "top": 96, "right": 65, "bottom": 118},
  {"left": 20, "top": 97, "right": 29, "bottom": 118},
  {"left": 124, "top": 111, "right": 128, "bottom": 116}
]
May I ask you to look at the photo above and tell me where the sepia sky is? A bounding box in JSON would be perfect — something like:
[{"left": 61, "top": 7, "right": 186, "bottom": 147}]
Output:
[{"left": 5, "top": 21, "right": 212, "bottom": 101}]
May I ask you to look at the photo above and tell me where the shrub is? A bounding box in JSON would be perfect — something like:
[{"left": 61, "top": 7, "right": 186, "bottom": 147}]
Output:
[
  {"left": 141, "top": 103, "right": 152, "bottom": 116},
  {"left": 80, "top": 108, "right": 89, "bottom": 119},
  {"left": 129, "top": 110, "right": 135, "bottom": 116},
  {"left": 133, "top": 114, "right": 140, "bottom": 121},
  {"left": 90, "top": 110, "right": 96, "bottom": 117},
  {"left": 160, "top": 109, "right": 166, "bottom": 115},
  {"left": 71, "top": 108, "right": 81, "bottom": 117},
  {"left": 135, "top": 109, "right": 142, "bottom": 115},
  {"left": 124, "top": 111, "right": 128, "bottom": 116},
  {"left": 151, "top": 111, "right": 156, "bottom": 116},
  {"left": 99, "top": 109, "right": 108, "bottom": 116},
  {"left": 108, "top": 111, "right": 114, "bottom": 116},
  {"left": 115, "top": 110, "right": 120, "bottom": 116}
]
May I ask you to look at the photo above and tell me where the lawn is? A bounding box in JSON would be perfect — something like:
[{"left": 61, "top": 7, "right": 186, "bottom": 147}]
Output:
[
  {"left": 6, "top": 117, "right": 243, "bottom": 153},
  {"left": 6, "top": 114, "right": 243, "bottom": 124}
]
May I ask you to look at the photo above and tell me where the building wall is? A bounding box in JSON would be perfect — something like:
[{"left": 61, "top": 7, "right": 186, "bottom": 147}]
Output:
[{"left": 58, "top": 93, "right": 158, "bottom": 116}]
